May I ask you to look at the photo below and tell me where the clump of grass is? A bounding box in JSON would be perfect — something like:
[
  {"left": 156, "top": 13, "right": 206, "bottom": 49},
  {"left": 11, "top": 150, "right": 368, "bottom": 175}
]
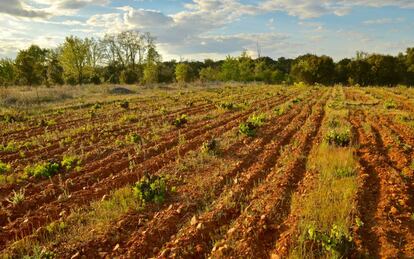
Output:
[
  {"left": 0, "top": 141, "right": 18, "bottom": 152},
  {"left": 217, "top": 102, "right": 236, "bottom": 110},
  {"left": 292, "top": 97, "right": 302, "bottom": 104},
  {"left": 120, "top": 114, "right": 139, "bottom": 123},
  {"left": 61, "top": 155, "right": 81, "bottom": 171},
  {"left": 325, "top": 129, "right": 351, "bottom": 147},
  {"left": 274, "top": 103, "right": 292, "bottom": 116},
  {"left": 201, "top": 139, "right": 219, "bottom": 155},
  {"left": 328, "top": 118, "right": 340, "bottom": 128},
  {"left": 7, "top": 189, "right": 25, "bottom": 205},
  {"left": 172, "top": 114, "right": 188, "bottom": 128},
  {"left": 92, "top": 103, "right": 102, "bottom": 110},
  {"left": 24, "top": 161, "right": 60, "bottom": 178},
  {"left": 383, "top": 100, "right": 397, "bottom": 109},
  {"left": 0, "top": 161, "right": 12, "bottom": 174},
  {"left": 132, "top": 175, "right": 169, "bottom": 204},
  {"left": 126, "top": 133, "right": 143, "bottom": 145}
]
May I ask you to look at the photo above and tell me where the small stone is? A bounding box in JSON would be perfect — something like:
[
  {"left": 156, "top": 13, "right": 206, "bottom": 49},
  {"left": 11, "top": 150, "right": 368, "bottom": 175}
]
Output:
[
  {"left": 260, "top": 215, "right": 266, "bottom": 220},
  {"left": 113, "top": 244, "right": 120, "bottom": 251},
  {"left": 168, "top": 204, "right": 173, "bottom": 210},
  {"left": 71, "top": 252, "right": 80, "bottom": 259},
  {"left": 59, "top": 210, "right": 67, "bottom": 217},
  {"left": 191, "top": 216, "right": 197, "bottom": 226},
  {"left": 197, "top": 222, "right": 203, "bottom": 230},
  {"left": 390, "top": 206, "right": 398, "bottom": 215}
]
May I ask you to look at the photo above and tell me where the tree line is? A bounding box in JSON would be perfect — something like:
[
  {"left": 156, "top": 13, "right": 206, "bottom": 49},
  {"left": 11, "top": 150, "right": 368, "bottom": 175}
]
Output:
[{"left": 0, "top": 30, "right": 413, "bottom": 87}]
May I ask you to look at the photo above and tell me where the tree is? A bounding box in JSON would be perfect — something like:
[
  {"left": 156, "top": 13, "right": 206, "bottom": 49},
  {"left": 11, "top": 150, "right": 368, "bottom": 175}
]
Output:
[
  {"left": 238, "top": 51, "right": 254, "bottom": 82},
  {"left": 221, "top": 56, "right": 239, "bottom": 81},
  {"left": 59, "top": 36, "right": 90, "bottom": 85},
  {"left": 367, "top": 54, "right": 400, "bottom": 86},
  {"left": 175, "top": 63, "right": 192, "bottom": 83},
  {"left": 0, "top": 58, "right": 16, "bottom": 87},
  {"left": 347, "top": 59, "right": 372, "bottom": 86},
  {"left": 47, "top": 50, "right": 64, "bottom": 86},
  {"left": 291, "top": 54, "right": 335, "bottom": 85},
  {"left": 335, "top": 58, "right": 351, "bottom": 85},
  {"left": 199, "top": 66, "right": 220, "bottom": 82},
  {"left": 142, "top": 38, "right": 161, "bottom": 85},
  {"left": 14, "top": 45, "right": 48, "bottom": 86}
]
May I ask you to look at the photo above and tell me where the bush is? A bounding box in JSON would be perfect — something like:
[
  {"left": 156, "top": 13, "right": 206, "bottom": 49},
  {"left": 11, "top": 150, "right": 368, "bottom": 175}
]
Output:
[
  {"left": 201, "top": 139, "right": 219, "bottom": 155},
  {"left": 133, "top": 175, "right": 168, "bottom": 204},
  {"left": 61, "top": 155, "right": 81, "bottom": 171},
  {"left": 172, "top": 114, "right": 188, "bottom": 127},
  {"left": 325, "top": 129, "right": 351, "bottom": 147},
  {"left": 25, "top": 161, "right": 60, "bottom": 178},
  {"left": 120, "top": 69, "right": 139, "bottom": 84},
  {"left": 239, "top": 122, "right": 257, "bottom": 137},
  {"left": 307, "top": 225, "right": 353, "bottom": 257},
  {"left": 0, "top": 161, "right": 11, "bottom": 174}
]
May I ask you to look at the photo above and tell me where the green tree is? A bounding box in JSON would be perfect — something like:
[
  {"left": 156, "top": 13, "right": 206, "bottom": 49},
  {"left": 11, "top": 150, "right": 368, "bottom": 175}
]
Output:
[
  {"left": 347, "top": 59, "right": 372, "bottom": 86},
  {"left": 199, "top": 66, "right": 220, "bottom": 82},
  {"left": 59, "top": 36, "right": 90, "bottom": 85},
  {"left": 14, "top": 45, "right": 47, "bottom": 86},
  {"left": 0, "top": 58, "right": 16, "bottom": 87},
  {"left": 238, "top": 51, "right": 254, "bottom": 82},
  {"left": 291, "top": 54, "right": 335, "bottom": 85},
  {"left": 220, "top": 56, "right": 239, "bottom": 81},
  {"left": 367, "top": 54, "right": 400, "bottom": 86},
  {"left": 142, "top": 38, "right": 161, "bottom": 84},
  {"left": 47, "top": 50, "right": 64, "bottom": 86},
  {"left": 175, "top": 63, "right": 192, "bottom": 83}
]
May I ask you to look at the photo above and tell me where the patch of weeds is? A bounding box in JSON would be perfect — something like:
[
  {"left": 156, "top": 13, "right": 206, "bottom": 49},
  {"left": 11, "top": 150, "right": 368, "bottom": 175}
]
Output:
[
  {"left": 24, "top": 161, "right": 60, "bottom": 178},
  {"left": 355, "top": 217, "right": 364, "bottom": 228},
  {"left": 120, "top": 114, "right": 139, "bottom": 123},
  {"left": 307, "top": 225, "right": 353, "bottom": 257},
  {"left": 115, "top": 139, "right": 125, "bottom": 147},
  {"left": 172, "top": 114, "right": 188, "bottom": 128},
  {"left": 61, "top": 155, "right": 81, "bottom": 171},
  {"left": 38, "top": 119, "right": 56, "bottom": 127},
  {"left": 201, "top": 139, "right": 219, "bottom": 155},
  {"left": 411, "top": 213, "right": 414, "bottom": 221},
  {"left": 383, "top": 100, "right": 397, "bottom": 109},
  {"left": 410, "top": 160, "right": 414, "bottom": 171},
  {"left": 126, "top": 133, "right": 143, "bottom": 145},
  {"left": 119, "top": 100, "right": 129, "bottom": 109},
  {"left": 248, "top": 113, "right": 266, "bottom": 127},
  {"left": 325, "top": 129, "right": 351, "bottom": 147},
  {"left": 217, "top": 102, "right": 236, "bottom": 110},
  {"left": 159, "top": 107, "right": 168, "bottom": 115},
  {"left": 274, "top": 104, "right": 292, "bottom": 116},
  {"left": 7, "top": 189, "right": 25, "bottom": 205},
  {"left": 59, "top": 136, "right": 73, "bottom": 146},
  {"left": 133, "top": 175, "right": 170, "bottom": 204},
  {"left": 0, "top": 160, "right": 11, "bottom": 174},
  {"left": 328, "top": 118, "right": 340, "bottom": 128},
  {"left": 186, "top": 101, "right": 194, "bottom": 107},
  {"left": 0, "top": 141, "right": 18, "bottom": 152},
  {"left": 46, "top": 221, "right": 67, "bottom": 234},
  {"left": 333, "top": 166, "right": 356, "bottom": 178},
  {"left": 26, "top": 246, "right": 55, "bottom": 259},
  {"left": 92, "top": 103, "right": 102, "bottom": 110},
  {"left": 292, "top": 97, "right": 302, "bottom": 104}
]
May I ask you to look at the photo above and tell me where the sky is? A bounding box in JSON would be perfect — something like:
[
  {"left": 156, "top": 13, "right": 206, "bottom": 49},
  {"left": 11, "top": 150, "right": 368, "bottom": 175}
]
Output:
[{"left": 0, "top": 0, "right": 414, "bottom": 61}]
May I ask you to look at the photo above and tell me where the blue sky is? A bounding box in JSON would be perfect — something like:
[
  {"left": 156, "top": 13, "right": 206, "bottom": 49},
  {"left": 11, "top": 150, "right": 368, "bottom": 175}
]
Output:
[{"left": 1, "top": 0, "right": 413, "bottom": 61}]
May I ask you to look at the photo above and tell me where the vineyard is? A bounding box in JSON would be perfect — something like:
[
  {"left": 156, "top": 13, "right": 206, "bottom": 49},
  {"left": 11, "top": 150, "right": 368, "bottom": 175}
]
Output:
[{"left": 0, "top": 84, "right": 414, "bottom": 258}]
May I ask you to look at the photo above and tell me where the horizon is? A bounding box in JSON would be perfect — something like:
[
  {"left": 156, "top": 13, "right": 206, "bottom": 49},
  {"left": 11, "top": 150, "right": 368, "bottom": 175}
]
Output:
[{"left": 1, "top": 0, "right": 414, "bottom": 61}]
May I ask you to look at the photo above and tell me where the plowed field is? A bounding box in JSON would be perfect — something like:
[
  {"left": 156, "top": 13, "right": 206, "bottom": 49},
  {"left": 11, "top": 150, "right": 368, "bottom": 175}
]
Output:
[{"left": 1, "top": 85, "right": 413, "bottom": 258}]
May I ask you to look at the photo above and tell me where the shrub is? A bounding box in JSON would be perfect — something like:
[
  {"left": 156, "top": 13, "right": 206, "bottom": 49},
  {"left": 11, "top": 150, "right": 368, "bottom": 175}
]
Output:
[
  {"left": 61, "top": 155, "right": 81, "bottom": 171},
  {"left": 133, "top": 175, "right": 168, "bottom": 204},
  {"left": 248, "top": 113, "right": 266, "bottom": 127},
  {"left": 384, "top": 100, "right": 397, "bottom": 109},
  {"left": 0, "top": 161, "right": 11, "bottom": 174},
  {"left": 25, "top": 161, "right": 60, "bottom": 178},
  {"left": 307, "top": 225, "right": 353, "bottom": 257},
  {"left": 239, "top": 122, "right": 257, "bottom": 137},
  {"left": 325, "top": 129, "right": 351, "bottom": 147},
  {"left": 201, "top": 139, "right": 219, "bottom": 155},
  {"left": 172, "top": 114, "right": 188, "bottom": 127}
]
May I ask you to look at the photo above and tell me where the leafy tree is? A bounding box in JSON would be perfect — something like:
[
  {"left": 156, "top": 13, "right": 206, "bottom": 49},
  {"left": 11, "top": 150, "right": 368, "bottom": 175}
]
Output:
[
  {"left": 367, "top": 54, "right": 400, "bottom": 86},
  {"left": 238, "top": 51, "right": 254, "bottom": 82},
  {"left": 221, "top": 56, "right": 239, "bottom": 81},
  {"left": 0, "top": 58, "right": 16, "bottom": 87},
  {"left": 291, "top": 54, "right": 335, "bottom": 85},
  {"left": 199, "top": 66, "right": 220, "bottom": 82},
  {"left": 335, "top": 58, "right": 351, "bottom": 85},
  {"left": 47, "top": 50, "right": 64, "bottom": 86},
  {"left": 347, "top": 59, "right": 372, "bottom": 86},
  {"left": 142, "top": 39, "right": 161, "bottom": 85},
  {"left": 175, "top": 63, "right": 192, "bottom": 83},
  {"left": 59, "top": 36, "right": 90, "bottom": 85},
  {"left": 14, "top": 45, "right": 48, "bottom": 86}
]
